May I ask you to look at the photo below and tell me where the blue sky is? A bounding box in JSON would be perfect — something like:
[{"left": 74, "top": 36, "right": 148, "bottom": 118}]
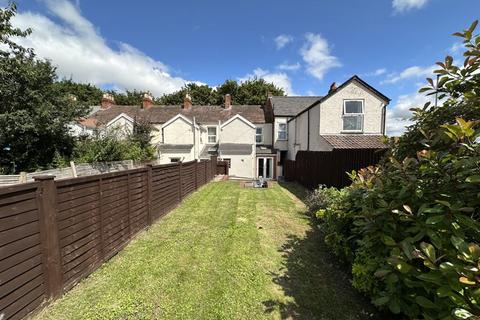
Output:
[{"left": 7, "top": 0, "right": 480, "bottom": 135}]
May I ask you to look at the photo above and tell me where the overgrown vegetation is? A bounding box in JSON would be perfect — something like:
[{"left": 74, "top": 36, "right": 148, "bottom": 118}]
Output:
[{"left": 310, "top": 21, "right": 480, "bottom": 320}]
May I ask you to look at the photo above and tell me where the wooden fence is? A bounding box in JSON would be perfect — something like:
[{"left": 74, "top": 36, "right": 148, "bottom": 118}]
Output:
[
  {"left": 285, "top": 149, "right": 385, "bottom": 189},
  {"left": 0, "top": 160, "right": 157, "bottom": 186},
  {"left": 0, "top": 158, "right": 217, "bottom": 320}
]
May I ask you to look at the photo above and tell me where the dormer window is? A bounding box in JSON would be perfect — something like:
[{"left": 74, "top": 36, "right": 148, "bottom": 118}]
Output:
[{"left": 343, "top": 100, "right": 363, "bottom": 132}]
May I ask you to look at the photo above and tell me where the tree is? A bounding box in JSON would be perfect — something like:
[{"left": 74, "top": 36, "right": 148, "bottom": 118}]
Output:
[
  {"left": 158, "top": 83, "right": 217, "bottom": 105},
  {"left": 0, "top": 2, "right": 88, "bottom": 172},
  {"left": 109, "top": 89, "right": 144, "bottom": 106},
  {"left": 157, "top": 78, "right": 285, "bottom": 105},
  {"left": 54, "top": 79, "right": 103, "bottom": 107}
]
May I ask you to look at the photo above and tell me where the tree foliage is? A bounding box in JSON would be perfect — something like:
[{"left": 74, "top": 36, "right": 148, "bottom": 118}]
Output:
[
  {"left": 394, "top": 20, "right": 480, "bottom": 159},
  {"left": 157, "top": 78, "right": 285, "bottom": 105},
  {"left": 0, "top": 3, "right": 88, "bottom": 173}
]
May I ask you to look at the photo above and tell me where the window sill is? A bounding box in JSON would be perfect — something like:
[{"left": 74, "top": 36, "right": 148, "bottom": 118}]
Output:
[{"left": 341, "top": 131, "right": 363, "bottom": 134}]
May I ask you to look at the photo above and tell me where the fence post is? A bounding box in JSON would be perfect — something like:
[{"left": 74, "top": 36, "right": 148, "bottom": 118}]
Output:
[
  {"left": 70, "top": 161, "right": 77, "bottom": 178},
  {"left": 194, "top": 161, "right": 198, "bottom": 190},
  {"left": 127, "top": 172, "right": 132, "bottom": 237},
  {"left": 34, "top": 175, "right": 63, "bottom": 299},
  {"left": 98, "top": 177, "right": 105, "bottom": 261},
  {"left": 178, "top": 162, "right": 183, "bottom": 201},
  {"left": 146, "top": 165, "right": 153, "bottom": 225},
  {"left": 19, "top": 171, "right": 27, "bottom": 183}
]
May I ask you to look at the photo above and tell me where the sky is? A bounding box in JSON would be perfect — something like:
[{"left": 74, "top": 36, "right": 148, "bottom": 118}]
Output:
[{"left": 6, "top": 0, "right": 480, "bottom": 135}]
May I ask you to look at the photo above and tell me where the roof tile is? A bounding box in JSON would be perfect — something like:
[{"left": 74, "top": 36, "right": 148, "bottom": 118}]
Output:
[{"left": 321, "top": 135, "right": 387, "bottom": 149}]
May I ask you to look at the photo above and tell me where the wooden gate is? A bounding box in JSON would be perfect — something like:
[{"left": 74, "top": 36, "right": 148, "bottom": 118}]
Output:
[{"left": 216, "top": 161, "right": 229, "bottom": 175}]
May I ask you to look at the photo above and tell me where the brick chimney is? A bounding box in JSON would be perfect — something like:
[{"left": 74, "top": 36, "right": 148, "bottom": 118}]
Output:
[
  {"left": 101, "top": 93, "right": 115, "bottom": 109},
  {"left": 328, "top": 82, "right": 337, "bottom": 94},
  {"left": 142, "top": 93, "right": 153, "bottom": 109},
  {"left": 224, "top": 94, "right": 232, "bottom": 109},
  {"left": 183, "top": 93, "right": 192, "bottom": 109}
]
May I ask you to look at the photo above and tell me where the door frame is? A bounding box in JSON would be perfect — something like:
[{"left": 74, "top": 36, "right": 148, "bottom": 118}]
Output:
[{"left": 256, "top": 156, "right": 276, "bottom": 180}]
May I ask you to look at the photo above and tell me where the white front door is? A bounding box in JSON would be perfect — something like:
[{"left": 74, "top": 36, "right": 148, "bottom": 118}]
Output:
[{"left": 257, "top": 157, "right": 273, "bottom": 179}]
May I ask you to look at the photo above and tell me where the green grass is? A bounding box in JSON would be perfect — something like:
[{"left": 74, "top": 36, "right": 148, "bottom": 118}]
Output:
[{"left": 32, "top": 181, "right": 379, "bottom": 320}]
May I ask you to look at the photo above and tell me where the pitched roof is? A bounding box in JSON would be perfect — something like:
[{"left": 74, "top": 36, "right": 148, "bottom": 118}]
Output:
[
  {"left": 256, "top": 145, "right": 276, "bottom": 155},
  {"left": 291, "top": 75, "right": 391, "bottom": 121},
  {"left": 87, "top": 104, "right": 268, "bottom": 126},
  {"left": 321, "top": 135, "right": 387, "bottom": 149},
  {"left": 218, "top": 143, "right": 253, "bottom": 155},
  {"left": 269, "top": 96, "right": 322, "bottom": 117},
  {"left": 158, "top": 144, "right": 193, "bottom": 152}
]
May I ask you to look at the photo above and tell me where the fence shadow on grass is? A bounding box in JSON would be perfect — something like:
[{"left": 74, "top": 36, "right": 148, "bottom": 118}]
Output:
[
  {"left": 263, "top": 217, "right": 383, "bottom": 319},
  {"left": 277, "top": 180, "right": 309, "bottom": 203}
]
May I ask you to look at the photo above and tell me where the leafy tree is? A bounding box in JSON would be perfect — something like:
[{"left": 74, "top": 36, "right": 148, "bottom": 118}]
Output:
[
  {"left": 108, "top": 89, "right": 145, "bottom": 106},
  {"left": 0, "top": 2, "right": 88, "bottom": 173},
  {"left": 235, "top": 78, "right": 284, "bottom": 105},
  {"left": 54, "top": 79, "right": 103, "bottom": 107},
  {"left": 158, "top": 83, "right": 217, "bottom": 105},
  {"left": 158, "top": 78, "right": 285, "bottom": 105}
]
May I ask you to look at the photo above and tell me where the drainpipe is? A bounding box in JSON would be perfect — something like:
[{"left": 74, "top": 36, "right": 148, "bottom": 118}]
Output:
[
  {"left": 193, "top": 117, "right": 197, "bottom": 160},
  {"left": 307, "top": 109, "right": 310, "bottom": 151}
]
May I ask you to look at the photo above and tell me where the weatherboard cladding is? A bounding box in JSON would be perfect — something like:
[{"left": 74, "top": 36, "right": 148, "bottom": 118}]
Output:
[{"left": 87, "top": 104, "right": 268, "bottom": 126}]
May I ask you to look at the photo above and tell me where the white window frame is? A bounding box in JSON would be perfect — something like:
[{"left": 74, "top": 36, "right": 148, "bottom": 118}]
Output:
[
  {"left": 255, "top": 127, "right": 263, "bottom": 144},
  {"left": 207, "top": 126, "right": 217, "bottom": 144},
  {"left": 277, "top": 123, "right": 288, "bottom": 141},
  {"left": 342, "top": 100, "right": 364, "bottom": 132}
]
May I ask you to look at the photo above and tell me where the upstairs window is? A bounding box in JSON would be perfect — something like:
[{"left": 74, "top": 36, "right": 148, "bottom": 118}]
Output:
[
  {"left": 278, "top": 123, "right": 287, "bottom": 140},
  {"left": 343, "top": 100, "right": 363, "bottom": 132},
  {"left": 207, "top": 126, "right": 217, "bottom": 143},
  {"left": 256, "top": 127, "right": 263, "bottom": 144}
]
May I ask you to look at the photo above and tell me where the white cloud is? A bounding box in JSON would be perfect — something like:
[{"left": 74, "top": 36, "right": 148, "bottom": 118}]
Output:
[
  {"left": 12, "top": 0, "right": 190, "bottom": 97},
  {"left": 239, "top": 68, "right": 296, "bottom": 95},
  {"left": 392, "top": 0, "right": 428, "bottom": 13},
  {"left": 386, "top": 90, "right": 434, "bottom": 136},
  {"left": 382, "top": 65, "right": 435, "bottom": 84},
  {"left": 276, "top": 62, "right": 301, "bottom": 71},
  {"left": 373, "top": 68, "right": 387, "bottom": 76},
  {"left": 364, "top": 68, "right": 387, "bottom": 77},
  {"left": 300, "top": 33, "right": 341, "bottom": 81},
  {"left": 274, "top": 34, "right": 293, "bottom": 50}
]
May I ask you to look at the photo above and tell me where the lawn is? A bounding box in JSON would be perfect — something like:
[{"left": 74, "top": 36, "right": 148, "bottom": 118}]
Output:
[{"left": 32, "top": 181, "right": 379, "bottom": 320}]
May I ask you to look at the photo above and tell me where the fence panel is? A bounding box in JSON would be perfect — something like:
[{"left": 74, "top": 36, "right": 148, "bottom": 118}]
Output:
[
  {"left": 151, "top": 163, "right": 181, "bottom": 220},
  {"left": 181, "top": 161, "right": 196, "bottom": 198},
  {"left": 292, "top": 149, "right": 385, "bottom": 189},
  {"left": 0, "top": 157, "right": 217, "bottom": 320},
  {"left": 0, "top": 183, "right": 46, "bottom": 320}
]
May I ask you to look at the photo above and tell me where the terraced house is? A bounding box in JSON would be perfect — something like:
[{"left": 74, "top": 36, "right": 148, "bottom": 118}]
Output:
[{"left": 73, "top": 75, "right": 389, "bottom": 180}]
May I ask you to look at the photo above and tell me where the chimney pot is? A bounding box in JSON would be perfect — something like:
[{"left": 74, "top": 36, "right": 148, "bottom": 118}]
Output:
[
  {"left": 328, "top": 82, "right": 337, "bottom": 94},
  {"left": 101, "top": 93, "right": 115, "bottom": 109},
  {"left": 224, "top": 94, "right": 232, "bottom": 109},
  {"left": 142, "top": 93, "right": 153, "bottom": 109},
  {"left": 183, "top": 94, "right": 192, "bottom": 109}
]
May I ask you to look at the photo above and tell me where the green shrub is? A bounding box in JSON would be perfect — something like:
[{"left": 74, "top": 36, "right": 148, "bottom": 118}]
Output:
[{"left": 349, "top": 120, "right": 480, "bottom": 319}]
